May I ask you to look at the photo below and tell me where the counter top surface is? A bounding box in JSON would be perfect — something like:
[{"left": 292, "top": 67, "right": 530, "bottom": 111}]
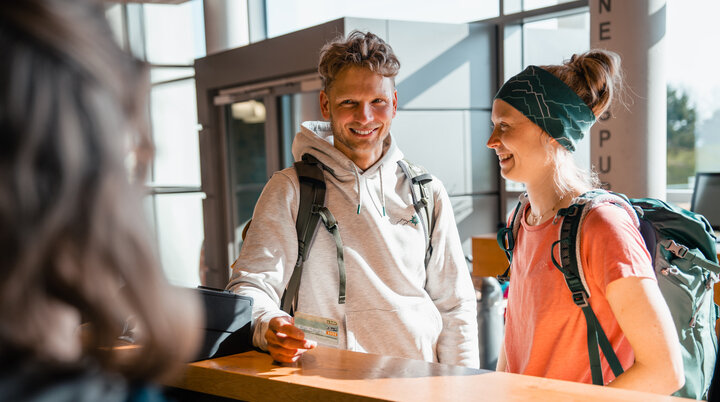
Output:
[{"left": 173, "top": 346, "right": 691, "bottom": 401}]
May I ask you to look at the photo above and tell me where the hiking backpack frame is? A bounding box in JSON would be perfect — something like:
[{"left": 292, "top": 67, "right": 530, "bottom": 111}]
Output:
[{"left": 497, "top": 190, "right": 720, "bottom": 399}]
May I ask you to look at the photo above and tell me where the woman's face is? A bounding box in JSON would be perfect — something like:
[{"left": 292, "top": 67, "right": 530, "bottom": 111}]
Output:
[{"left": 487, "top": 99, "right": 553, "bottom": 184}]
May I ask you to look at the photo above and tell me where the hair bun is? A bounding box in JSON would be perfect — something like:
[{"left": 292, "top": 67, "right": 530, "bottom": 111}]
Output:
[{"left": 544, "top": 49, "right": 624, "bottom": 117}]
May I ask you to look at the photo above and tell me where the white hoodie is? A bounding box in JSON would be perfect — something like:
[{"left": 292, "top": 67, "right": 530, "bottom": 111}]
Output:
[{"left": 227, "top": 121, "right": 479, "bottom": 368}]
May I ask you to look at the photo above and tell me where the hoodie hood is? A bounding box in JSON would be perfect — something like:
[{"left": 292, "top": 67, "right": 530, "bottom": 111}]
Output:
[
  {"left": 292, "top": 121, "right": 403, "bottom": 179},
  {"left": 293, "top": 121, "right": 404, "bottom": 215}
]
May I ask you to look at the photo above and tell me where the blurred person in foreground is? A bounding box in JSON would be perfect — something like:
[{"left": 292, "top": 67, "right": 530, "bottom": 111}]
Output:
[{"left": 0, "top": 0, "right": 202, "bottom": 400}]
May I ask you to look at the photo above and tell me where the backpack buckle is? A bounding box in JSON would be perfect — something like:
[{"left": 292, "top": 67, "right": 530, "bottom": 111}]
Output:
[
  {"left": 558, "top": 204, "right": 580, "bottom": 218},
  {"left": 665, "top": 240, "right": 689, "bottom": 259},
  {"left": 566, "top": 205, "right": 580, "bottom": 217},
  {"left": 497, "top": 227, "right": 514, "bottom": 252},
  {"left": 571, "top": 291, "right": 589, "bottom": 308},
  {"left": 313, "top": 205, "right": 337, "bottom": 229}
]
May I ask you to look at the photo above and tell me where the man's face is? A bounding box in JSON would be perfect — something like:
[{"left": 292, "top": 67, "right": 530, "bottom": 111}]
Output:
[{"left": 320, "top": 65, "right": 397, "bottom": 170}]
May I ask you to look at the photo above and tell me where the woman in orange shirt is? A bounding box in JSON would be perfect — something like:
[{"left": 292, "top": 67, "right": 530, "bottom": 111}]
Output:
[{"left": 486, "top": 50, "right": 684, "bottom": 394}]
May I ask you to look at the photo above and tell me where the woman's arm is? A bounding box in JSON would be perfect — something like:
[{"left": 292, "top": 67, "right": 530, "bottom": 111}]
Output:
[{"left": 605, "top": 276, "right": 684, "bottom": 394}]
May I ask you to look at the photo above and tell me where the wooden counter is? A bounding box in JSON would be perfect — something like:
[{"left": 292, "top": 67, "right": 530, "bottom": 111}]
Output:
[
  {"left": 471, "top": 234, "right": 508, "bottom": 278},
  {"left": 172, "top": 347, "right": 690, "bottom": 401}
]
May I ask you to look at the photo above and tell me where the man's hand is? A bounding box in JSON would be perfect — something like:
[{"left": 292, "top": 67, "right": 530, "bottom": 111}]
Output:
[{"left": 265, "top": 316, "right": 317, "bottom": 363}]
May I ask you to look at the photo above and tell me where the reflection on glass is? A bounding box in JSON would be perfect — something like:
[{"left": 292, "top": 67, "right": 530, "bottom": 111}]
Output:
[
  {"left": 232, "top": 100, "right": 266, "bottom": 124},
  {"left": 226, "top": 100, "right": 267, "bottom": 257}
]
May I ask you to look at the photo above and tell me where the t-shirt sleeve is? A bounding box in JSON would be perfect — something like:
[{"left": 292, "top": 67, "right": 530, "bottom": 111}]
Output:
[{"left": 580, "top": 203, "right": 656, "bottom": 292}]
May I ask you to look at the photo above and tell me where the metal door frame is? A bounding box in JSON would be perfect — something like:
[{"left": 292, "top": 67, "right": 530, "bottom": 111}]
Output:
[{"left": 194, "top": 19, "right": 344, "bottom": 288}]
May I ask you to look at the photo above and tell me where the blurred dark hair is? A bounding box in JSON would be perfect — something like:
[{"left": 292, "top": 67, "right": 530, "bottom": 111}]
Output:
[
  {"left": 0, "top": 0, "right": 199, "bottom": 381},
  {"left": 318, "top": 30, "right": 400, "bottom": 91}
]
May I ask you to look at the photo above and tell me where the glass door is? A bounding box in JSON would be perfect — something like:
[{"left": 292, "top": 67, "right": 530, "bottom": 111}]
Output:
[
  {"left": 278, "top": 91, "right": 322, "bottom": 169},
  {"left": 218, "top": 74, "right": 323, "bottom": 260},
  {"left": 225, "top": 98, "right": 268, "bottom": 254}
]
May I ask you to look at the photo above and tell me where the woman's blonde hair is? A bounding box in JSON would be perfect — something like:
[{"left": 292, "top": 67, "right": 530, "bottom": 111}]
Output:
[
  {"left": 0, "top": 0, "right": 199, "bottom": 381},
  {"left": 542, "top": 49, "right": 624, "bottom": 118},
  {"left": 540, "top": 49, "right": 625, "bottom": 196}
]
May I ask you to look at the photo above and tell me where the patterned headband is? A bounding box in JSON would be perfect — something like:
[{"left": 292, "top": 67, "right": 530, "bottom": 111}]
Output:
[{"left": 494, "top": 65, "right": 596, "bottom": 152}]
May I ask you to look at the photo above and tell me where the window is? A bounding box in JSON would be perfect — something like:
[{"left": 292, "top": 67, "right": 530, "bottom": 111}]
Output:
[
  {"left": 107, "top": 1, "right": 207, "bottom": 287},
  {"left": 265, "top": 0, "right": 500, "bottom": 38},
  {"left": 142, "top": 2, "right": 205, "bottom": 65},
  {"left": 504, "top": 0, "right": 579, "bottom": 14},
  {"left": 522, "top": 0, "right": 578, "bottom": 11},
  {"left": 666, "top": 0, "right": 720, "bottom": 208}
]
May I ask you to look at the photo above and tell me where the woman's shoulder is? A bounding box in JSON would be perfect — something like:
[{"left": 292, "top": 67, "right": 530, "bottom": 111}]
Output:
[{"left": 583, "top": 202, "right": 637, "bottom": 231}]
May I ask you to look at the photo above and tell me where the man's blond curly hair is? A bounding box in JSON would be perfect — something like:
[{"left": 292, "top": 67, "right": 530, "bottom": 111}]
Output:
[{"left": 318, "top": 30, "right": 400, "bottom": 91}]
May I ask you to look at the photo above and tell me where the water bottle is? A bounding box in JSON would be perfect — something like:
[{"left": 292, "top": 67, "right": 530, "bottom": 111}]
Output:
[{"left": 477, "top": 276, "right": 504, "bottom": 370}]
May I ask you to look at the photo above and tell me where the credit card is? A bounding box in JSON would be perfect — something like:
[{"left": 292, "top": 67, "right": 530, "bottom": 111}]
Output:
[{"left": 294, "top": 311, "right": 340, "bottom": 347}]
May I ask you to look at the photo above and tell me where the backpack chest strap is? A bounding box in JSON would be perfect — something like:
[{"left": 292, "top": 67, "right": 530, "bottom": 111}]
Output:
[{"left": 661, "top": 239, "right": 720, "bottom": 276}]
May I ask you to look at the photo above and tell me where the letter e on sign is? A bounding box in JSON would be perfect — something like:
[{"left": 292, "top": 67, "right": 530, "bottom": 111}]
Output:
[{"left": 599, "top": 22, "right": 611, "bottom": 40}]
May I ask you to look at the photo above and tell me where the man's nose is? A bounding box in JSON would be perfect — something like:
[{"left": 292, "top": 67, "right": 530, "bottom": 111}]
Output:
[{"left": 354, "top": 103, "right": 373, "bottom": 123}]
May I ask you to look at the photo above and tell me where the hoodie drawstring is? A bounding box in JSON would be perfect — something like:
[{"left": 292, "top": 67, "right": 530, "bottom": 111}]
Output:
[
  {"left": 379, "top": 166, "right": 386, "bottom": 216},
  {"left": 353, "top": 164, "right": 362, "bottom": 214},
  {"left": 353, "top": 163, "right": 387, "bottom": 217}
]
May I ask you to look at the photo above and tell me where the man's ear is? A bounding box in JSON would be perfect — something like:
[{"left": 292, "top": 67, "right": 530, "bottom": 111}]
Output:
[
  {"left": 392, "top": 89, "right": 398, "bottom": 118},
  {"left": 320, "top": 90, "right": 331, "bottom": 120}
]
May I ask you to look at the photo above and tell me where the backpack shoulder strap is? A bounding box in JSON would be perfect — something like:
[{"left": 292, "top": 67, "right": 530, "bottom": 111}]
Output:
[
  {"left": 496, "top": 192, "right": 529, "bottom": 283},
  {"left": 397, "top": 159, "right": 435, "bottom": 268},
  {"left": 281, "top": 154, "right": 327, "bottom": 315},
  {"left": 558, "top": 190, "right": 639, "bottom": 298},
  {"left": 555, "top": 189, "right": 629, "bottom": 385}
]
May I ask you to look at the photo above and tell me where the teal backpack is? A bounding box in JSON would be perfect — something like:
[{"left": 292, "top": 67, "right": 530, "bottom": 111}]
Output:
[{"left": 497, "top": 190, "right": 720, "bottom": 399}]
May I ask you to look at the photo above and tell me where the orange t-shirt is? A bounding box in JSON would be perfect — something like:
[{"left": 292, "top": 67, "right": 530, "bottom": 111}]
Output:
[{"left": 504, "top": 203, "right": 656, "bottom": 384}]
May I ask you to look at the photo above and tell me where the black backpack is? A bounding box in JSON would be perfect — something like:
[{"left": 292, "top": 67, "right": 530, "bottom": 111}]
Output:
[
  {"left": 245, "top": 153, "right": 436, "bottom": 316},
  {"left": 497, "top": 190, "right": 719, "bottom": 399}
]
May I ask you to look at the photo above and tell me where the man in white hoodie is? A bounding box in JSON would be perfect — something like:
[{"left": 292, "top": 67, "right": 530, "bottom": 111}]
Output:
[{"left": 227, "top": 30, "right": 479, "bottom": 368}]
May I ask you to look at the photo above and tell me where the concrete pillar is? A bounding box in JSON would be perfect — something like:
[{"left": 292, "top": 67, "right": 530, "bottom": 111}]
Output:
[
  {"left": 589, "top": 0, "right": 667, "bottom": 199},
  {"left": 203, "top": 0, "right": 250, "bottom": 55}
]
